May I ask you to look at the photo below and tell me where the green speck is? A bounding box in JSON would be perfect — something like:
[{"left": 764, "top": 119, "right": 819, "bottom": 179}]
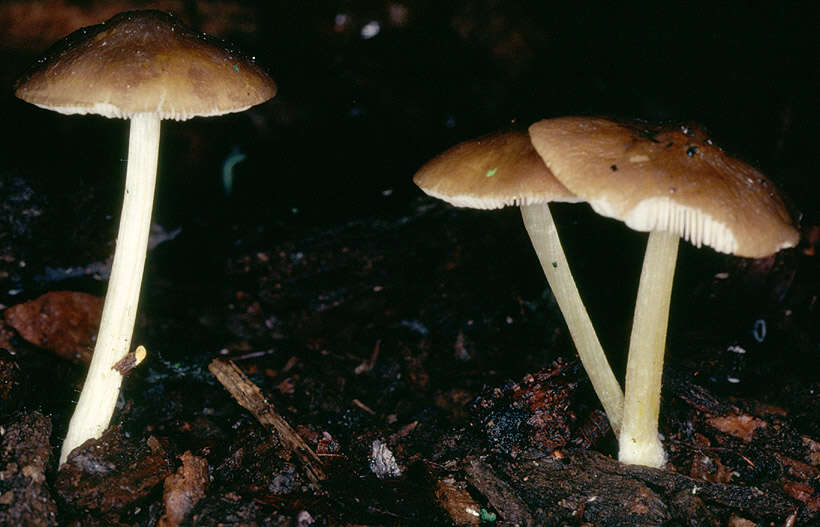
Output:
[
  {"left": 233, "top": 63, "right": 240, "bottom": 72},
  {"left": 485, "top": 168, "right": 498, "bottom": 177},
  {"left": 480, "top": 508, "right": 497, "bottom": 522}
]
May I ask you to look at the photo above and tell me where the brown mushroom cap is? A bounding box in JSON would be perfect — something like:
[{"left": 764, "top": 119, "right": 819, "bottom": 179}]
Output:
[
  {"left": 529, "top": 117, "right": 799, "bottom": 258},
  {"left": 413, "top": 130, "right": 578, "bottom": 209},
  {"left": 15, "top": 10, "right": 276, "bottom": 121}
]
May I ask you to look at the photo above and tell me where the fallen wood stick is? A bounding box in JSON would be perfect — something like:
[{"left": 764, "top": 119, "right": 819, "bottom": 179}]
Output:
[{"left": 208, "top": 358, "right": 327, "bottom": 485}]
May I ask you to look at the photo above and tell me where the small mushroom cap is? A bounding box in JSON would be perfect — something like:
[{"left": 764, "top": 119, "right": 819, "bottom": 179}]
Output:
[
  {"left": 529, "top": 117, "right": 799, "bottom": 258},
  {"left": 15, "top": 10, "right": 276, "bottom": 121},
  {"left": 413, "top": 130, "right": 578, "bottom": 209}
]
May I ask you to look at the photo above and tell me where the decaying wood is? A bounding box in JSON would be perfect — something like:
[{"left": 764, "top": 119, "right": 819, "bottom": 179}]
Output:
[
  {"left": 208, "top": 357, "right": 327, "bottom": 486},
  {"left": 56, "top": 428, "right": 174, "bottom": 514},
  {"left": 464, "top": 446, "right": 799, "bottom": 526},
  {"left": 432, "top": 475, "right": 482, "bottom": 526},
  {"left": 159, "top": 451, "right": 209, "bottom": 527},
  {"left": 464, "top": 457, "right": 536, "bottom": 527}
]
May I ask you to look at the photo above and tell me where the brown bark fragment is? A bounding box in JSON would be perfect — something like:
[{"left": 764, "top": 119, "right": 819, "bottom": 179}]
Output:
[
  {"left": 159, "top": 451, "right": 210, "bottom": 527},
  {"left": 433, "top": 476, "right": 481, "bottom": 526},
  {"left": 56, "top": 427, "right": 173, "bottom": 513},
  {"left": 727, "top": 515, "right": 756, "bottom": 527},
  {"left": 463, "top": 458, "right": 536, "bottom": 527}
]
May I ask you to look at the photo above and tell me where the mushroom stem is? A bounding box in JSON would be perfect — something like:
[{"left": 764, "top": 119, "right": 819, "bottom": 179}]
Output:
[
  {"left": 520, "top": 203, "right": 624, "bottom": 435},
  {"left": 619, "top": 230, "right": 679, "bottom": 467},
  {"left": 60, "top": 113, "right": 161, "bottom": 465}
]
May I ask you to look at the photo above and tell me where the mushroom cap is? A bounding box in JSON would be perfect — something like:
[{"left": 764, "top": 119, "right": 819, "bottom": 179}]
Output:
[
  {"left": 15, "top": 10, "right": 276, "bottom": 121},
  {"left": 529, "top": 117, "right": 799, "bottom": 258},
  {"left": 413, "top": 130, "right": 578, "bottom": 209}
]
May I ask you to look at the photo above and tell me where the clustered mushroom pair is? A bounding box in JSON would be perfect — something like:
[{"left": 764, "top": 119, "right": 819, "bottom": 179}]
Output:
[
  {"left": 414, "top": 118, "right": 799, "bottom": 467},
  {"left": 14, "top": 10, "right": 799, "bottom": 471}
]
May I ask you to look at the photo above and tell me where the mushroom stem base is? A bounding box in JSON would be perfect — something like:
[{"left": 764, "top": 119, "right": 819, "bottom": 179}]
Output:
[
  {"left": 521, "top": 203, "right": 623, "bottom": 435},
  {"left": 619, "top": 230, "right": 679, "bottom": 468},
  {"left": 59, "top": 113, "right": 161, "bottom": 466}
]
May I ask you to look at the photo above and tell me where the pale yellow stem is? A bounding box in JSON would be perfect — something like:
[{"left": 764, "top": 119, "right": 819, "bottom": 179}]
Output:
[
  {"left": 520, "top": 203, "right": 623, "bottom": 435},
  {"left": 619, "top": 230, "right": 679, "bottom": 467},
  {"left": 60, "top": 113, "right": 161, "bottom": 465}
]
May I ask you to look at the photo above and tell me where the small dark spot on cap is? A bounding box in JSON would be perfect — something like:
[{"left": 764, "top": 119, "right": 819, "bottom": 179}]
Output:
[
  {"left": 686, "top": 146, "right": 699, "bottom": 157},
  {"left": 635, "top": 125, "right": 661, "bottom": 143},
  {"left": 610, "top": 164, "right": 618, "bottom": 171},
  {"left": 552, "top": 261, "right": 558, "bottom": 268},
  {"left": 666, "top": 142, "right": 674, "bottom": 148}
]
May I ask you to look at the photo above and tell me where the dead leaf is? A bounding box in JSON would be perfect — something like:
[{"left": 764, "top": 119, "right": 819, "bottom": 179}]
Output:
[
  {"left": 706, "top": 414, "right": 767, "bottom": 442},
  {"left": 4, "top": 291, "right": 103, "bottom": 364}
]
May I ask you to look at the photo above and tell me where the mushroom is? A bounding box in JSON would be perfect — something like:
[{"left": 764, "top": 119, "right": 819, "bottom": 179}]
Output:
[
  {"left": 413, "top": 130, "right": 625, "bottom": 433},
  {"left": 14, "top": 10, "right": 276, "bottom": 465},
  {"left": 529, "top": 116, "right": 800, "bottom": 467}
]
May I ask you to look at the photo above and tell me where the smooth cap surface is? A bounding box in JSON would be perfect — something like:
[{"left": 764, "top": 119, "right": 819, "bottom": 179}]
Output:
[
  {"left": 15, "top": 10, "right": 276, "bottom": 120},
  {"left": 529, "top": 117, "right": 799, "bottom": 258},
  {"left": 413, "top": 130, "right": 578, "bottom": 209}
]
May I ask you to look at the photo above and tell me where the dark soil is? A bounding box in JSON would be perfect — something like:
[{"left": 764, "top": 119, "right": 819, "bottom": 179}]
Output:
[
  {"left": 1, "top": 2, "right": 818, "bottom": 526},
  {"left": 1, "top": 196, "right": 818, "bottom": 526}
]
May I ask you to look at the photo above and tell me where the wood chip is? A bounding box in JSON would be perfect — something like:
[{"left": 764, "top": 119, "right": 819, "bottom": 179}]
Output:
[
  {"left": 159, "top": 451, "right": 209, "bottom": 527},
  {"left": 433, "top": 476, "right": 481, "bottom": 526}
]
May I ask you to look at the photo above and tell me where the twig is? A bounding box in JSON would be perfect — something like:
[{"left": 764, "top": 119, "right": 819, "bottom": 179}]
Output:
[
  {"left": 352, "top": 398, "right": 376, "bottom": 415},
  {"left": 208, "top": 358, "right": 327, "bottom": 486}
]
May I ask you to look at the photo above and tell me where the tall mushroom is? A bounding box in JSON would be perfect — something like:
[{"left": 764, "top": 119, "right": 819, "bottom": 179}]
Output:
[
  {"left": 414, "top": 130, "right": 625, "bottom": 433},
  {"left": 529, "top": 116, "right": 800, "bottom": 467},
  {"left": 14, "top": 10, "right": 276, "bottom": 465}
]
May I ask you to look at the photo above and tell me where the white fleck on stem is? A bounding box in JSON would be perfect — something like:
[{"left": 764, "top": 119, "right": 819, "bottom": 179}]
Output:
[
  {"left": 619, "top": 230, "right": 679, "bottom": 467},
  {"left": 60, "top": 113, "right": 161, "bottom": 466},
  {"left": 520, "top": 203, "right": 623, "bottom": 435}
]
